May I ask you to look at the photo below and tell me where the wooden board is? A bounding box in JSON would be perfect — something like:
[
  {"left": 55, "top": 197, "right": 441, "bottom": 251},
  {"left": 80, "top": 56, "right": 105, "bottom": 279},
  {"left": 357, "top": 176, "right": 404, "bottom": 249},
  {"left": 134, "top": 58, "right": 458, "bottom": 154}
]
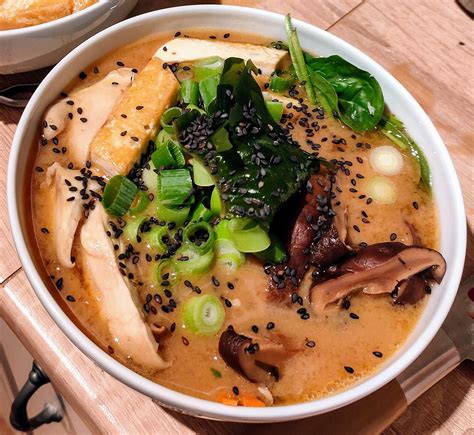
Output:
[{"left": 0, "top": 0, "right": 472, "bottom": 433}]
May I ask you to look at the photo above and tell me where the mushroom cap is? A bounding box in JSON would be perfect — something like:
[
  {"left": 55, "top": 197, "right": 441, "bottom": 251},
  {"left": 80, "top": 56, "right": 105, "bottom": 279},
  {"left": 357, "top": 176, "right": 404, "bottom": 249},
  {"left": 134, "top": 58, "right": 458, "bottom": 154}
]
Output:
[
  {"left": 310, "top": 243, "right": 446, "bottom": 312},
  {"left": 219, "top": 326, "right": 291, "bottom": 383}
]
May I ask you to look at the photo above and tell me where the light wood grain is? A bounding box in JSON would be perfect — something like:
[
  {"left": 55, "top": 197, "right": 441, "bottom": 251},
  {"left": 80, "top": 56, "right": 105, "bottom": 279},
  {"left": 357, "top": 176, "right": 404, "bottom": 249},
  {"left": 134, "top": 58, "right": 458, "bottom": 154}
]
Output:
[{"left": 0, "top": 0, "right": 472, "bottom": 433}]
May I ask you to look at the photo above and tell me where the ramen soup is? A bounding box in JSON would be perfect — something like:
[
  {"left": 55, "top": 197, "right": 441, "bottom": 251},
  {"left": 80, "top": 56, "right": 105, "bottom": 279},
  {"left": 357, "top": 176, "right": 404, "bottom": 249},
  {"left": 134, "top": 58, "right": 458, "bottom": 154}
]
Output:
[
  {"left": 31, "top": 20, "right": 446, "bottom": 406},
  {"left": 0, "top": 0, "right": 97, "bottom": 30}
]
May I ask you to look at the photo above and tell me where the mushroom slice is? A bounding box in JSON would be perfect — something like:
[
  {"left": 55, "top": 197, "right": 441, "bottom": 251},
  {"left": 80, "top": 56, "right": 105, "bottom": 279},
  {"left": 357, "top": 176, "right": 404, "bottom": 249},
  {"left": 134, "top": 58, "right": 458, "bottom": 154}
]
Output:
[
  {"left": 42, "top": 68, "right": 136, "bottom": 168},
  {"left": 43, "top": 162, "right": 99, "bottom": 268},
  {"left": 80, "top": 204, "right": 170, "bottom": 370},
  {"left": 155, "top": 38, "right": 289, "bottom": 76},
  {"left": 310, "top": 242, "right": 446, "bottom": 312},
  {"left": 219, "top": 326, "right": 291, "bottom": 383}
]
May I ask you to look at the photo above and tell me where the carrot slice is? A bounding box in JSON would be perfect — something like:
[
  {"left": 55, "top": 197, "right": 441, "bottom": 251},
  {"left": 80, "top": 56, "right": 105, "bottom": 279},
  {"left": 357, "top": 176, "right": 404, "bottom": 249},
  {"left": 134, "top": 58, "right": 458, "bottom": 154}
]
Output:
[{"left": 240, "top": 397, "right": 266, "bottom": 407}]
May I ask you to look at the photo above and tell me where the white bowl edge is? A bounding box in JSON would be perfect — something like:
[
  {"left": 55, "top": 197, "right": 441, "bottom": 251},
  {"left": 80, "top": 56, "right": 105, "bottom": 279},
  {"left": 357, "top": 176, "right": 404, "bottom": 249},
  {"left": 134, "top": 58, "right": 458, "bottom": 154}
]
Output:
[{"left": 7, "top": 5, "right": 467, "bottom": 423}]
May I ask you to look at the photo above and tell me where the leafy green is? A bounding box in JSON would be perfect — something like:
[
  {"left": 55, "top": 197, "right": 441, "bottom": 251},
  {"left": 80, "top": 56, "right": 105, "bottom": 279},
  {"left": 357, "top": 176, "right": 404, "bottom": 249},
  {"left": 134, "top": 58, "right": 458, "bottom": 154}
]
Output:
[
  {"left": 379, "top": 114, "right": 431, "bottom": 191},
  {"left": 174, "top": 58, "right": 319, "bottom": 228},
  {"left": 304, "top": 53, "right": 384, "bottom": 131}
]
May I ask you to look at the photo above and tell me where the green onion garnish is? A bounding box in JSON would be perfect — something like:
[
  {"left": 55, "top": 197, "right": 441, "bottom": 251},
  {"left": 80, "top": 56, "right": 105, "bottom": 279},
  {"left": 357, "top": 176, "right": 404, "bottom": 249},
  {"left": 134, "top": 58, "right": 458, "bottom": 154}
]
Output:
[
  {"left": 128, "top": 190, "right": 150, "bottom": 216},
  {"left": 151, "top": 142, "right": 185, "bottom": 169},
  {"left": 141, "top": 162, "right": 158, "bottom": 192},
  {"left": 156, "top": 202, "right": 190, "bottom": 225},
  {"left": 270, "top": 72, "right": 294, "bottom": 92},
  {"left": 123, "top": 215, "right": 147, "bottom": 242},
  {"left": 183, "top": 221, "right": 215, "bottom": 255},
  {"left": 192, "top": 56, "right": 224, "bottom": 81},
  {"left": 160, "top": 107, "right": 182, "bottom": 134},
  {"left": 143, "top": 225, "right": 171, "bottom": 253},
  {"left": 210, "top": 124, "right": 233, "bottom": 152},
  {"left": 157, "top": 169, "right": 193, "bottom": 206},
  {"left": 191, "top": 202, "right": 214, "bottom": 222},
  {"left": 210, "top": 186, "right": 222, "bottom": 216},
  {"left": 265, "top": 101, "right": 284, "bottom": 123},
  {"left": 179, "top": 79, "right": 199, "bottom": 105},
  {"left": 254, "top": 234, "right": 287, "bottom": 263},
  {"left": 183, "top": 294, "right": 225, "bottom": 336},
  {"left": 215, "top": 239, "right": 246, "bottom": 270},
  {"left": 199, "top": 75, "right": 220, "bottom": 111},
  {"left": 285, "top": 14, "right": 317, "bottom": 104},
  {"left": 156, "top": 259, "right": 179, "bottom": 286},
  {"left": 102, "top": 175, "right": 138, "bottom": 217},
  {"left": 228, "top": 218, "right": 271, "bottom": 253},
  {"left": 176, "top": 247, "right": 214, "bottom": 276},
  {"left": 192, "top": 159, "right": 215, "bottom": 187},
  {"left": 210, "top": 367, "right": 222, "bottom": 378}
]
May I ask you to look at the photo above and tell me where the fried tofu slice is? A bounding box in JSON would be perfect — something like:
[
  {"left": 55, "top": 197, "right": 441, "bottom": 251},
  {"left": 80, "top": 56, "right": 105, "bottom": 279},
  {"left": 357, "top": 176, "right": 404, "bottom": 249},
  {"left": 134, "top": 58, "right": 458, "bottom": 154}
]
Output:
[
  {"left": 90, "top": 58, "right": 179, "bottom": 178},
  {"left": 155, "top": 38, "right": 289, "bottom": 75},
  {"left": 80, "top": 204, "right": 170, "bottom": 370}
]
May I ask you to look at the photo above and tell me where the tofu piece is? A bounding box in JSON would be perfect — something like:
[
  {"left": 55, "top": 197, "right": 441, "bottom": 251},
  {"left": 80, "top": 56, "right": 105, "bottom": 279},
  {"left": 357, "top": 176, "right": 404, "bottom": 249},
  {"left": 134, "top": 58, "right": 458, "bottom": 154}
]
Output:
[
  {"left": 90, "top": 58, "right": 179, "bottom": 178},
  {"left": 155, "top": 38, "right": 289, "bottom": 75},
  {"left": 43, "top": 68, "right": 135, "bottom": 168},
  {"left": 80, "top": 204, "right": 170, "bottom": 370}
]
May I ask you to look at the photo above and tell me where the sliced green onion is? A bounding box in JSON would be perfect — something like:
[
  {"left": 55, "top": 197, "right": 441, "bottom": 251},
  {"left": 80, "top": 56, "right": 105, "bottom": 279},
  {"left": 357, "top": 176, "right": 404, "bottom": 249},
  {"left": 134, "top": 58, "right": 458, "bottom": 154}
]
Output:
[
  {"left": 210, "top": 124, "right": 233, "bottom": 152},
  {"left": 228, "top": 218, "right": 271, "bottom": 253},
  {"left": 151, "top": 142, "right": 185, "bottom": 169},
  {"left": 254, "top": 234, "right": 287, "bottom": 263},
  {"left": 210, "top": 186, "right": 222, "bottom": 216},
  {"left": 192, "top": 159, "right": 215, "bottom": 187},
  {"left": 157, "top": 169, "right": 193, "bottom": 206},
  {"left": 183, "top": 294, "right": 225, "bottom": 336},
  {"left": 270, "top": 72, "right": 294, "bottom": 92},
  {"left": 156, "top": 202, "right": 190, "bottom": 225},
  {"left": 265, "top": 101, "right": 284, "bottom": 123},
  {"left": 191, "top": 202, "right": 214, "bottom": 222},
  {"left": 123, "top": 215, "right": 147, "bottom": 242},
  {"left": 102, "top": 175, "right": 138, "bottom": 217},
  {"left": 143, "top": 225, "right": 170, "bottom": 253},
  {"left": 129, "top": 191, "right": 151, "bottom": 216},
  {"left": 141, "top": 162, "right": 158, "bottom": 193},
  {"left": 215, "top": 219, "right": 232, "bottom": 240},
  {"left": 215, "top": 239, "right": 246, "bottom": 270},
  {"left": 193, "top": 56, "right": 224, "bottom": 81},
  {"left": 179, "top": 80, "right": 199, "bottom": 105},
  {"left": 176, "top": 247, "right": 214, "bottom": 276},
  {"left": 183, "top": 221, "right": 215, "bottom": 255},
  {"left": 156, "top": 259, "right": 179, "bottom": 286},
  {"left": 160, "top": 107, "right": 182, "bottom": 134},
  {"left": 156, "top": 129, "right": 177, "bottom": 147},
  {"left": 199, "top": 75, "right": 220, "bottom": 111},
  {"left": 185, "top": 103, "right": 206, "bottom": 115},
  {"left": 285, "top": 14, "right": 317, "bottom": 104}
]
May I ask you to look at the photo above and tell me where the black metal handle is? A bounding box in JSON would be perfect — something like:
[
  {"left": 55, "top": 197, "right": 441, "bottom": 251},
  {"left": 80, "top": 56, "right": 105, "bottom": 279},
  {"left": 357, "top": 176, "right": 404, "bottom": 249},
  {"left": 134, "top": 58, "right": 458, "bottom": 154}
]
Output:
[{"left": 10, "top": 361, "right": 64, "bottom": 432}]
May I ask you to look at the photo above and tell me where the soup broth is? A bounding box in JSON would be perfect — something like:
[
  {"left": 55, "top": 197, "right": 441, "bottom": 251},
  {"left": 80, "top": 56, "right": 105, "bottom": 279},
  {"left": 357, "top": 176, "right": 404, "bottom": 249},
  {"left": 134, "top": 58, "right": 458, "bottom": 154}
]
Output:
[{"left": 31, "top": 29, "right": 440, "bottom": 406}]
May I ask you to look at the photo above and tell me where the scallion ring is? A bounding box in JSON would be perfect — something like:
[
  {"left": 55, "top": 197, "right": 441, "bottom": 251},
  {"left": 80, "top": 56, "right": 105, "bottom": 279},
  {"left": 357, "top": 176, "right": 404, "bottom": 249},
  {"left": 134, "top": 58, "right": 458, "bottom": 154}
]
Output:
[
  {"left": 228, "top": 217, "right": 271, "bottom": 253},
  {"left": 191, "top": 202, "right": 214, "bottom": 222},
  {"left": 156, "top": 202, "right": 190, "bottom": 225},
  {"left": 160, "top": 107, "right": 182, "bottom": 134},
  {"left": 183, "top": 221, "right": 215, "bottom": 255},
  {"left": 192, "top": 159, "right": 214, "bottom": 187},
  {"left": 157, "top": 169, "right": 193, "bottom": 206},
  {"left": 102, "top": 175, "right": 138, "bottom": 217},
  {"left": 192, "top": 56, "right": 224, "bottom": 81},
  {"left": 129, "top": 191, "right": 151, "bottom": 216},
  {"left": 176, "top": 247, "right": 214, "bottom": 276},
  {"left": 182, "top": 294, "right": 225, "bottom": 336},
  {"left": 179, "top": 79, "right": 199, "bottom": 105},
  {"left": 151, "top": 142, "right": 185, "bottom": 169},
  {"left": 156, "top": 259, "right": 179, "bottom": 286},
  {"left": 143, "top": 225, "right": 171, "bottom": 253},
  {"left": 265, "top": 101, "right": 284, "bottom": 123}
]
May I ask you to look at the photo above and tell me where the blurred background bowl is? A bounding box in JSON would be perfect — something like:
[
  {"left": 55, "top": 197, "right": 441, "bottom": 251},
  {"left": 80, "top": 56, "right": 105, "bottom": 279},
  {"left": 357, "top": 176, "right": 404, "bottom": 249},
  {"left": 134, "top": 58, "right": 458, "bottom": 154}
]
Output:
[{"left": 0, "top": 0, "right": 137, "bottom": 74}]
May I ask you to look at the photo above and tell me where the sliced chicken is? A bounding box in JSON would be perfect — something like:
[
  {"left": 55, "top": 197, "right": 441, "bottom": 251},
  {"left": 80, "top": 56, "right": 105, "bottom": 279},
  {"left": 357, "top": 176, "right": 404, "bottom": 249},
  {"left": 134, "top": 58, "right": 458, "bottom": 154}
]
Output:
[
  {"left": 90, "top": 58, "right": 179, "bottom": 177},
  {"left": 43, "top": 162, "right": 98, "bottom": 268},
  {"left": 80, "top": 204, "right": 170, "bottom": 370},
  {"left": 155, "top": 38, "right": 289, "bottom": 75},
  {"left": 42, "top": 68, "right": 136, "bottom": 167}
]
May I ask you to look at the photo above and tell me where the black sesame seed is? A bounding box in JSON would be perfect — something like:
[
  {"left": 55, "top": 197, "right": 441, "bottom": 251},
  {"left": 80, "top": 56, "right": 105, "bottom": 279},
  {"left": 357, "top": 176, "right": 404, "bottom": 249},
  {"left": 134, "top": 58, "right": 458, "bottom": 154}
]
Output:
[
  {"left": 107, "top": 345, "right": 114, "bottom": 354},
  {"left": 224, "top": 298, "right": 232, "bottom": 308},
  {"left": 41, "top": 227, "right": 49, "bottom": 234},
  {"left": 344, "top": 366, "right": 354, "bottom": 374},
  {"left": 66, "top": 295, "right": 76, "bottom": 302},
  {"left": 227, "top": 282, "right": 234, "bottom": 290},
  {"left": 232, "top": 386, "right": 239, "bottom": 395},
  {"left": 55, "top": 278, "right": 63, "bottom": 290},
  {"left": 79, "top": 72, "right": 87, "bottom": 80},
  {"left": 184, "top": 280, "right": 193, "bottom": 288},
  {"left": 251, "top": 325, "right": 259, "bottom": 333},
  {"left": 223, "top": 33, "right": 230, "bottom": 38},
  {"left": 390, "top": 233, "right": 397, "bottom": 241},
  {"left": 182, "top": 336, "right": 189, "bottom": 346},
  {"left": 174, "top": 31, "right": 181, "bottom": 37},
  {"left": 266, "top": 322, "right": 275, "bottom": 330},
  {"left": 170, "top": 322, "right": 176, "bottom": 332},
  {"left": 306, "top": 340, "right": 316, "bottom": 348},
  {"left": 349, "top": 312, "right": 359, "bottom": 320},
  {"left": 212, "top": 276, "right": 220, "bottom": 286},
  {"left": 164, "top": 289, "right": 172, "bottom": 298},
  {"left": 117, "top": 61, "right": 125, "bottom": 67},
  {"left": 413, "top": 201, "right": 419, "bottom": 210},
  {"left": 373, "top": 351, "right": 383, "bottom": 358}
]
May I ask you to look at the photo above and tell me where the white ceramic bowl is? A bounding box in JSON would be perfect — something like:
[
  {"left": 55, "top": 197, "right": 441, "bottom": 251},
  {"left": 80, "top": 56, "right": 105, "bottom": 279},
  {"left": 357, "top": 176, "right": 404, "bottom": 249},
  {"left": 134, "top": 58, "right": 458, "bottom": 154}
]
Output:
[
  {"left": 0, "top": 0, "right": 137, "bottom": 74},
  {"left": 8, "top": 5, "right": 466, "bottom": 423}
]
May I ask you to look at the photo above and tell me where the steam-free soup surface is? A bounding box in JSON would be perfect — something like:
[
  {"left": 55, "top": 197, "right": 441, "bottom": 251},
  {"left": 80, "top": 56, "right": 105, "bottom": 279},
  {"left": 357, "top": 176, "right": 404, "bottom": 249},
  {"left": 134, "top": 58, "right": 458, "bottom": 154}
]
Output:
[{"left": 31, "top": 30, "right": 438, "bottom": 405}]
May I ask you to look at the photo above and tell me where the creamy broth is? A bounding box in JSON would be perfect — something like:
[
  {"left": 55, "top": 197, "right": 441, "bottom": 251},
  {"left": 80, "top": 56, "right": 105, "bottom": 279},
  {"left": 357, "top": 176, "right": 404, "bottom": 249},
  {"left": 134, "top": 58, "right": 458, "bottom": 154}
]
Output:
[{"left": 31, "top": 30, "right": 438, "bottom": 406}]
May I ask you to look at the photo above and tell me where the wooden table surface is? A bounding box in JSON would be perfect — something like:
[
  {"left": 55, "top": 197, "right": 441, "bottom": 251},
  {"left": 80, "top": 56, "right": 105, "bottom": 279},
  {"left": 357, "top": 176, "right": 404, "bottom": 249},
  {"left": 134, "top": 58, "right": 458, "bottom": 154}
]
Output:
[{"left": 0, "top": 0, "right": 473, "bottom": 433}]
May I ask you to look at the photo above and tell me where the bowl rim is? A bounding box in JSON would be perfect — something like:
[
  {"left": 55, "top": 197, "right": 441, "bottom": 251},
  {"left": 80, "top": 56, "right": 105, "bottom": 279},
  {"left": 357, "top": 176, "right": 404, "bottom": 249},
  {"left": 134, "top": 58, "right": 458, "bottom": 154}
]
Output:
[
  {"left": 7, "top": 4, "right": 467, "bottom": 423},
  {"left": 0, "top": 0, "right": 118, "bottom": 37}
]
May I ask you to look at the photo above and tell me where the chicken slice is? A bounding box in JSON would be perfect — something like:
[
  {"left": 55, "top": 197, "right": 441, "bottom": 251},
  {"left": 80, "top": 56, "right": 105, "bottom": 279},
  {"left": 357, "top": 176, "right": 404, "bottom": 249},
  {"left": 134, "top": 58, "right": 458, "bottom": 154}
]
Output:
[
  {"left": 90, "top": 58, "right": 179, "bottom": 178},
  {"left": 42, "top": 68, "right": 136, "bottom": 168},
  {"left": 80, "top": 204, "right": 170, "bottom": 370},
  {"left": 43, "top": 162, "right": 98, "bottom": 268},
  {"left": 155, "top": 38, "right": 289, "bottom": 75}
]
